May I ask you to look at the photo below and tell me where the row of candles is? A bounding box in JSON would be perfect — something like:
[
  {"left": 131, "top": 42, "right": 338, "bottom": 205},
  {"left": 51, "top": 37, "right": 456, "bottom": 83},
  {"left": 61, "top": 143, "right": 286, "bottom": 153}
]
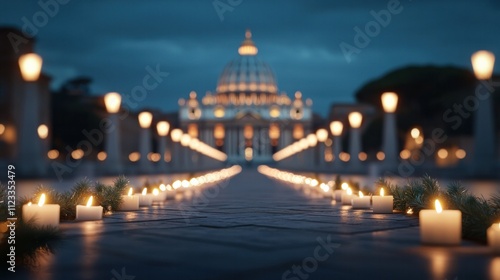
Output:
[
  {"left": 257, "top": 165, "right": 500, "bottom": 253},
  {"left": 22, "top": 165, "right": 242, "bottom": 226}
]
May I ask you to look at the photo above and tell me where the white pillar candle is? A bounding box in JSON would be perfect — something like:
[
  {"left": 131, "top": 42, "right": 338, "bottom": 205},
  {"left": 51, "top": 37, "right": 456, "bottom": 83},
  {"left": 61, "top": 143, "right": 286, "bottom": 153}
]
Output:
[
  {"left": 118, "top": 188, "right": 139, "bottom": 211},
  {"left": 419, "top": 199, "right": 461, "bottom": 245},
  {"left": 487, "top": 223, "right": 500, "bottom": 253},
  {"left": 76, "top": 196, "right": 103, "bottom": 221},
  {"left": 139, "top": 188, "right": 153, "bottom": 207},
  {"left": 335, "top": 182, "right": 349, "bottom": 202},
  {"left": 152, "top": 188, "right": 167, "bottom": 202},
  {"left": 22, "top": 194, "right": 60, "bottom": 227},
  {"left": 341, "top": 188, "right": 357, "bottom": 205},
  {"left": 352, "top": 191, "right": 371, "bottom": 209},
  {"left": 372, "top": 188, "right": 393, "bottom": 214}
]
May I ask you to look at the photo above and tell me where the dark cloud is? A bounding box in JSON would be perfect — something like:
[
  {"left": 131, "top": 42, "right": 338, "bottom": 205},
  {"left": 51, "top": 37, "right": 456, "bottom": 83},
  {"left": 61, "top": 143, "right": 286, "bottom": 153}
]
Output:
[{"left": 1, "top": 0, "right": 499, "bottom": 116}]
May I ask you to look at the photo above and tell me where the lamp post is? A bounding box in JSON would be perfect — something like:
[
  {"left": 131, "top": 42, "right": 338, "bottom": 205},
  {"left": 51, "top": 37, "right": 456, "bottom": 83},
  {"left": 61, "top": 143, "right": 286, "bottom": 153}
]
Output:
[
  {"left": 17, "top": 53, "right": 45, "bottom": 176},
  {"left": 330, "top": 121, "right": 343, "bottom": 167},
  {"left": 103, "top": 92, "right": 122, "bottom": 174},
  {"left": 156, "top": 121, "right": 170, "bottom": 172},
  {"left": 348, "top": 112, "right": 363, "bottom": 168},
  {"left": 138, "top": 111, "right": 153, "bottom": 173},
  {"left": 471, "top": 50, "right": 496, "bottom": 175},
  {"left": 170, "top": 128, "right": 183, "bottom": 171},
  {"left": 381, "top": 92, "right": 399, "bottom": 168},
  {"left": 316, "top": 128, "right": 328, "bottom": 168}
]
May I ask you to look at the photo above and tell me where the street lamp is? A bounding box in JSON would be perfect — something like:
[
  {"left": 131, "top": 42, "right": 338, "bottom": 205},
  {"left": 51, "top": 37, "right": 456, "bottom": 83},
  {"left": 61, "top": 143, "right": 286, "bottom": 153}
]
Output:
[
  {"left": 381, "top": 92, "right": 399, "bottom": 167},
  {"left": 471, "top": 50, "right": 496, "bottom": 175},
  {"left": 348, "top": 112, "right": 363, "bottom": 167},
  {"left": 103, "top": 92, "right": 122, "bottom": 174},
  {"left": 138, "top": 111, "right": 153, "bottom": 173},
  {"left": 330, "top": 121, "right": 343, "bottom": 165},
  {"left": 156, "top": 121, "right": 170, "bottom": 170},
  {"left": 17, "top": 53, "right": 45, "bottom": 176}
]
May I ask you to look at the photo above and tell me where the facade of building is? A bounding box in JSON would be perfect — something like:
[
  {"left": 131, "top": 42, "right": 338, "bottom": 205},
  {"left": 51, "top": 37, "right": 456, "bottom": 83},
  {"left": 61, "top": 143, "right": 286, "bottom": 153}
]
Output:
[
  {"left": 179, "top": 30, "right": 313, "bottom": 163},
  {"left": 0, "top": 27, "right": 51, "bottom": 164}
]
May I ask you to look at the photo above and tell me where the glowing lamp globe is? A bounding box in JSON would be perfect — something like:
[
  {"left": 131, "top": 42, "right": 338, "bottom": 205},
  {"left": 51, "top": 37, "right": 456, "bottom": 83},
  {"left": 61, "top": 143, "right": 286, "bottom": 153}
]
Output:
[
  {"left": 381, "top": 92, "right": 398, "bottom": 113},
  {"left": 19, "top": 53, "right": 43, "bottom": 82},
  {"left": 171, "top": 128, "right": 183, "bottom": 142},
  {"left": 156, "top": 121, "right": 170, "bottom": 136},
  {"left": 348, "top": 112, "right": 363, "bottom": 129},
  {"left": 138, "top": 111, "right": 153, "bottom": 128},
  {"left": 471, "top": 50, "right": 495, "bottom": 80},
  {"left": 330, "top": 121, "right": 343, "bottom": 136},
  {"left": 316, "top": 129, "right": 329, "bottom": 143},
  {"left": 104, "top": 92, "right": 122, "bottom": 113}
]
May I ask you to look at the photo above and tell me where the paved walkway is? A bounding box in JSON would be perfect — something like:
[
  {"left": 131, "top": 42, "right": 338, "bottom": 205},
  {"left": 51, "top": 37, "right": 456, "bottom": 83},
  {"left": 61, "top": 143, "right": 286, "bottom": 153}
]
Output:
[{"left": 12, "top": 168, "right": 499, "bottom": 280}]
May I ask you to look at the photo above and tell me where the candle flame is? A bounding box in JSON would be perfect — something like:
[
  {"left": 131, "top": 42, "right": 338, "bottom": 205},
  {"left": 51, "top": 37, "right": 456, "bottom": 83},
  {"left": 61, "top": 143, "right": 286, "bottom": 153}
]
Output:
[
  {"left": 153, "top": 188, "right": 159, "bottom": 196},
  {"left": 341, "top": 182, "right": 348, "bottom": 190},
  {"left": 435, "top": 199, "right": 443, "bottom": 213},
  {"left": 347, "top": 188, "right": 353, "bottom": 195},
  {"left": 38, "top": 193, "right": 46, "bottom": 206},
  {"left": 86, "top": 196, "right": 93, "bottom": 207},
  {"left": 127, "top": 188, "right": 133, "bottom": 197},
  {"left": 142, "top": 188, "right": 147, "bottom": 195},
  {"left": 359, "top": 191, "right": 364, "bottom": 198},
  {"left": 380, "top": 188, "right": 385, "bottom": 197}
]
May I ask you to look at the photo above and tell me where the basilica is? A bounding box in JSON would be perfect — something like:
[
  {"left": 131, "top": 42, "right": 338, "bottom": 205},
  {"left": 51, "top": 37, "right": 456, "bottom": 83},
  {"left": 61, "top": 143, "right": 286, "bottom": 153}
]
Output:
[{"left": 178, "top": 30, "right": 313, "bottom": 163}]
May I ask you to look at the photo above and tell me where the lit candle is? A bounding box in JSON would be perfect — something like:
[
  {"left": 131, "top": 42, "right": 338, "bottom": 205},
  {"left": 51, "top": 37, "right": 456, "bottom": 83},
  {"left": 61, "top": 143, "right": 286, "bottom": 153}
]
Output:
[
  {"left": 152, "top": 188, "right": 166, "bottom": 202},
  {"left": 334, "top": 182, "right": 348, "bottom": 202},
  {"left": 139, "top": 188, "right": 153, "bottom": 207},
  {"left": 22, "top": 194, "right": 60, "bottom": 227},
  {"left": 118, "top": 188, "right": 139, "bottom": 211},
  {"left": 487, "top": 223, "right": 500, "bottom": 253},
  {"left": 419, "top": 199, "right": 461, "bottom": 245},
  {"left": 351, "top": 191, "right": 371, "bottom": 209},
  {"left": 372, "top": 188, "right": 393, "bottom": 214},
  {"left": 320, "top": 183, "right": 332, "bottom": 198},
  {"left": 341, "top": 187, "right": 357, "bottom": 205},
  {"left": 76, "top": 196, "right": 103, "bottom": 221}
]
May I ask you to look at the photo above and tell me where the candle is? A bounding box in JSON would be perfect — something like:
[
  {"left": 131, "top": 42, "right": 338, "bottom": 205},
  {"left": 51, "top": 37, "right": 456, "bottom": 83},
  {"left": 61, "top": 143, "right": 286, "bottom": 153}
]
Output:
[
  {"left": 419, "top": 199, "right": 461, "bottom": 245},
  {"left": 487, "top": 223, "right": 500, "bottom": 253},
  {"left": 118, "top": 188, "right": 139, "bottom": 211},
  {"left": 341, "top": 188, "right": 357, "bottom": 205},
  {"left": 152, "top": 188, "right": 167, "bottom": 202},
  {"left": 352, "top": 191, "right": 371, "bottom": 209},
  {"left": 320, "top": 183, "right": 332, "bottom": 198},
  {"left": 22, "top": 194, "right": 60, "bottom": 227},
  {"left": 334, "top": 182, "right": 349, "bottom": 202},
  {"left": 76, "top": 196, "right": 103, "bottom": 221},
  {"left": 372, "top": 188, "right": 393, "bottom": 214},
  {"left": 139, "top": 188, "right": 153, "bottom": 207}
]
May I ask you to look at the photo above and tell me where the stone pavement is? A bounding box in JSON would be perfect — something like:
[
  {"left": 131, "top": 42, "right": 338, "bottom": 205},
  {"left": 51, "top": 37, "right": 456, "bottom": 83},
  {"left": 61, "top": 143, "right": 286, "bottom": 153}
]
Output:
[{"left": 10, "top": 168, "right": 500, "bottom": 280}]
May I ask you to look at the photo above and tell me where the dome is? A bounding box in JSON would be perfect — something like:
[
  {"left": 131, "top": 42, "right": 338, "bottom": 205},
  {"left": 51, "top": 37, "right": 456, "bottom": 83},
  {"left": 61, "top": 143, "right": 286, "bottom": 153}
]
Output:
[{"left": 216, "top": 30, "right": 278, "bottom": 95}]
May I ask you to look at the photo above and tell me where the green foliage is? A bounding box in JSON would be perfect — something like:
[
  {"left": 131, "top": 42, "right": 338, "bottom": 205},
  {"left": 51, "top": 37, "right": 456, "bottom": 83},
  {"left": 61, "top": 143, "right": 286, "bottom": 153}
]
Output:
[
  {"left": 0, "top": 221, "right": 61, "bottom": 269},
  {"left": 94, "top": 176, "right": 128, "bottom": 212},
  {"left": 386, "top": 175, "right": 440, "bottom": 214},
  {"left": 443, "top": 183, "right": 496, "bottom": 243}
]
